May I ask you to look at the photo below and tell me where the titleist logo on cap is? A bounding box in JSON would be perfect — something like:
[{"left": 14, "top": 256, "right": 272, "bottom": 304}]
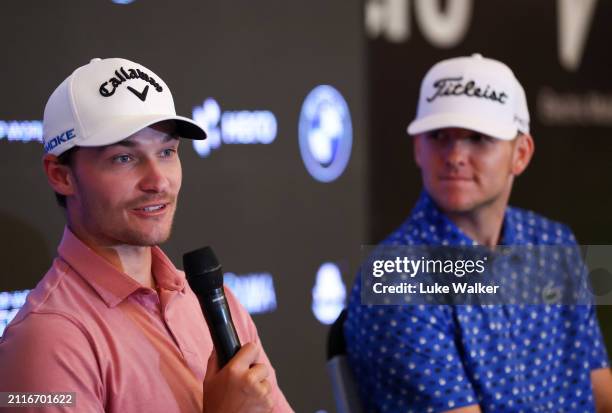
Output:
[
  {"left": 426, "top": 76, "right": 508, "bottom": 105},
  {"left": 98, "top": 67, "right": 163, "bottom": 98}
]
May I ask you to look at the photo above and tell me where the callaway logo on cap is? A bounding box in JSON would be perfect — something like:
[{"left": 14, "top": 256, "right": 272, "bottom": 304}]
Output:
[
  {"left": 43, "top": 57, "right": 207, "bottom": 156},
  {"left": 407, "top": 53, "right": 530, "bottom": 140}
]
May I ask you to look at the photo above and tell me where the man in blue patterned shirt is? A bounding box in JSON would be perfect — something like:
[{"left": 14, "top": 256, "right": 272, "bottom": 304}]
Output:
[{"left": 344, "top": 54, "right": 612, "bottom": 412}]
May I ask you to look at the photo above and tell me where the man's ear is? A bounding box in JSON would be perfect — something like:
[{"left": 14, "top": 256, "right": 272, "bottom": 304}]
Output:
[
  {"left": 42, "top": 154, "right": 76, "bottom": 197},
  {"left": 413, "top": 134, "right": 423, "bottom": 168},
  {"left": 511, "top": 133, "right": 535, "bottom": 176}
]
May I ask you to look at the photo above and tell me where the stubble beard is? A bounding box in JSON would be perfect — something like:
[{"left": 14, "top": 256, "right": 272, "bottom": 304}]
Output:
[
  {"left": 116, "top": 217, "right": 174, "bottom": 246},
  {"left": 77, "top": 193, "right": 178, "bottom": 248},
  {"left": 117, "top": 202, "right": 177, "bottom": 247}
]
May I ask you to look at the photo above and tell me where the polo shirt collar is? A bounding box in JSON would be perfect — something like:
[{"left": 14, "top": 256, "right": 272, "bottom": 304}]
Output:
[
  {"left": 412, "top": 191, "right": 522, "bottom": 246},
  {"left": 57, "top": 227, "right": 186, "bottom": 307}
]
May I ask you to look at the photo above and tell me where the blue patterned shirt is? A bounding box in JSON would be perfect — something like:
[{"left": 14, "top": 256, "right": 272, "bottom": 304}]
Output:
[{"left": 345, "top": 191, "right": 609, "bottom": 412}]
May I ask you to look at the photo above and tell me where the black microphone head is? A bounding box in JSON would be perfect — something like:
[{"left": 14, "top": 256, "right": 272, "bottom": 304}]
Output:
[{"left": 183, "top": 246, "right": 223, "bottom": 294}]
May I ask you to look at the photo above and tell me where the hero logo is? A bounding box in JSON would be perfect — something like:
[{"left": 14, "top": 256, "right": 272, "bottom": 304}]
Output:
[
  {"left": 298, "top": 85, "right": 353, "bottom": 183},
  {"left": 192, "top": 98, "right": 277, "bottom": 158}
]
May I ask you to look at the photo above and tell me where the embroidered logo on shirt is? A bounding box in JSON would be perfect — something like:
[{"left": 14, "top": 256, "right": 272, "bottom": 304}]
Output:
[{"left": 542, "top": 281, "right": 562, "bottom": 304}]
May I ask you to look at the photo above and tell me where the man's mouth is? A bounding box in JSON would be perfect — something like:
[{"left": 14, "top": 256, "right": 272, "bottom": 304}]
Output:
[
  {"left": 136, "top": 204, "right": 166, "bottom": 212},
  {"left": 131, "top": 203, "right": 170, "bottom": 214},
  {"left": 440, "top": 176, "right": 472, "bottom": 181}
]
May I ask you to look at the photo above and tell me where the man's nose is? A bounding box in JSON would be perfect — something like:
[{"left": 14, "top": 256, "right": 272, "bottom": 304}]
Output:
[
  {"left": 139, "top": 159, "right": 170, "bottom": 193},
  {"left": 442, "top": 139, "right": 468, "bottom": 167}
]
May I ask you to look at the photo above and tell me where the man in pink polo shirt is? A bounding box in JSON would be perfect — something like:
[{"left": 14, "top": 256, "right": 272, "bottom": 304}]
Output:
[{"left": 0, "top": 58, "right": 292, "bottom": 413}]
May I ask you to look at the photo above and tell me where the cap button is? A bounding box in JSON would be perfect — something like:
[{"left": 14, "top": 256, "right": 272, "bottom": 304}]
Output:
[
  {"left": 90, "top": 58, "right": 102, "bottom": 64},
  {"left": 471, "top": 53, "right": 483, "bottom": 59}
]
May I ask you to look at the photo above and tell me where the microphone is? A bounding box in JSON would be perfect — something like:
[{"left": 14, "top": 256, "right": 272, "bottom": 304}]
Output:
[{"left": 183, "top": 246, "right": 241, "bottom": 367}]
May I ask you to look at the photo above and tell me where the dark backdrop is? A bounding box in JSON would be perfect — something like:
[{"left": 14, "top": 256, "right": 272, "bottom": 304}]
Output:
[{"left": 1, "top": 1, "right": 611, "bottom": 412}]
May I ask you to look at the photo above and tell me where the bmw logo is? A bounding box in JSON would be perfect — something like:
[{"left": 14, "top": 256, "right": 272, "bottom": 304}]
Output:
[{"left": 298, "top": 85, "right": 352, "bottom": 183}]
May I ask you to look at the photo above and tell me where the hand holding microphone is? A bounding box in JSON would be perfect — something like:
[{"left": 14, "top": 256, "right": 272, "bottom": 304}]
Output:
[
  {"left": 183, "top": 247, "right": 275, "bottom": 413},
  {"left": 202, "top": 343, "right": 275, "bottom": 413}
]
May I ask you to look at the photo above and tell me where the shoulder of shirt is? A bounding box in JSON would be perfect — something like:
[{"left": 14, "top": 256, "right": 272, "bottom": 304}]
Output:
[
  {"left": 379, "top": 206, "right": 578, "bottom": 246},
  {"left": 378, "top": 215, "right": 423, "bottom": 246},
  {"left": 2, "top": 258, "right": 90, "bottom": 340},
  {"left": 506, "top": 205, "right": 578, "bottom": 245}
]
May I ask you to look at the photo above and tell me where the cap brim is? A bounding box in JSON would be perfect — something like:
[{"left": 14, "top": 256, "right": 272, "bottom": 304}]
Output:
[
  {"left": 76, "top": 114, "right": 207, "bottom": 148},
  {"left": 407, "top": 113, "right": 517, "bottom": 141}
]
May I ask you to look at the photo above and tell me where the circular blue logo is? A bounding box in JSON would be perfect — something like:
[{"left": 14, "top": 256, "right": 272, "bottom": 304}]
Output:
[{"left": 299, "top": 85, "right": 352, "bottom": 183}]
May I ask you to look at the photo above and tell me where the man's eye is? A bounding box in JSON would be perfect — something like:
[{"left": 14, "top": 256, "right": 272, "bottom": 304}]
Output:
[
  {"left": 112, "top": 154, "right": 133, "bottom": 164},
  {"left": 470, "top": 133, "right": 489, "bottom": 143},
  {"left": 161, "top": 148, "right": 177, "bottom": 158}
]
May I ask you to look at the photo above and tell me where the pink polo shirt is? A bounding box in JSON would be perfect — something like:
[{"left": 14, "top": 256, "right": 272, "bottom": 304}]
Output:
[{"left": 0, "top": 228, "right": 292, "bottom": 412}]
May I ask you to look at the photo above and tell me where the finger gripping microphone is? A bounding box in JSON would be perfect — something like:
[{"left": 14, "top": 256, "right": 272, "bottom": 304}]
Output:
[{"left": 183, "top": 246, "right": 241, "bottom": 367}]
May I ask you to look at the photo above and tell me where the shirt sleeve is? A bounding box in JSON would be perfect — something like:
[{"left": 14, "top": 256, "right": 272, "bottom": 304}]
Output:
[
  {"left": 582, "top": 305, "right": 610, "bottom": 370},
  {"left": 559, "top": 229, "right": 610, "bottom": 371},
  {"left": 0, "top": 312, "right": 105, "bottom": 413},
  {"left": 224, "top": 287, "right": 294, "bottom": 413},
  {"left": 345, "top": 303, "right": 478, "bottom": 413}
]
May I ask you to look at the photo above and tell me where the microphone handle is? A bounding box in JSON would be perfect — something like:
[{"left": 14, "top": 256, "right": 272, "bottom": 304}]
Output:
[{"left": 198, "top": 287, "right": 241, "bottom": 367}]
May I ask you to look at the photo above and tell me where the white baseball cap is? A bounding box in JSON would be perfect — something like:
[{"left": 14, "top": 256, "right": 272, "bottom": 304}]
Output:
[
  {"left": 407, "top": 53, "right": 530, "bottom": 140},
  {"left": 43, "top": 57, "right": 207, "bottom": 156}
]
